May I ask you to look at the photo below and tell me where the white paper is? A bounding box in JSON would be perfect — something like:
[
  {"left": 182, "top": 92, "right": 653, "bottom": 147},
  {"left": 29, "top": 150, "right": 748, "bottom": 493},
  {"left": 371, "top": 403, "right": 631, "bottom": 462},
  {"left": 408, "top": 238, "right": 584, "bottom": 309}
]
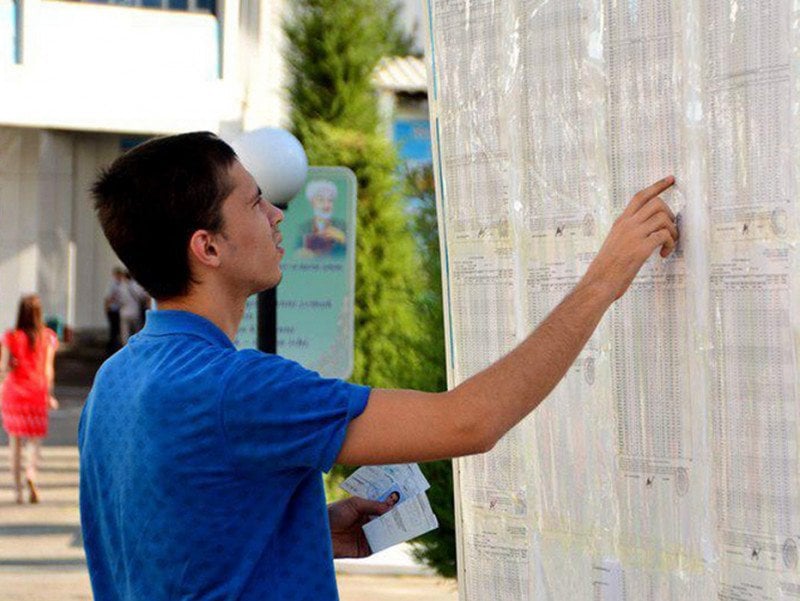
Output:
[
  {"left": 340, "top": 463, "right": 430, "bottom": 505},
  {"left": 362, "top": 492, "right": 439, "bottom": 554},
  {"left": 461, "top": 510, "right": 532, "bottom": 600},
  {"left": 425, "top": 0, "right": 800, "bottom": 598}
]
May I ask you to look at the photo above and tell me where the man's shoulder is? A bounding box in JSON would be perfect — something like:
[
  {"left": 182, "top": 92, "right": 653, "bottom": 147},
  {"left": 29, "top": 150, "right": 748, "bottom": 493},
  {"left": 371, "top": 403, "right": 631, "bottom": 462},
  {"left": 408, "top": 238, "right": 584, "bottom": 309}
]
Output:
[
  {"left": 219, "top": 350, "right": 330, "bottom": 406},
  {"left": 85, "top": 341, "right": 243, "bottom": 433},
  {"left": 227, "top": 349, "right": 311, "bottom": 380},
  {"left": 97, "top": 336, "right": 238, "bottom": 386}
]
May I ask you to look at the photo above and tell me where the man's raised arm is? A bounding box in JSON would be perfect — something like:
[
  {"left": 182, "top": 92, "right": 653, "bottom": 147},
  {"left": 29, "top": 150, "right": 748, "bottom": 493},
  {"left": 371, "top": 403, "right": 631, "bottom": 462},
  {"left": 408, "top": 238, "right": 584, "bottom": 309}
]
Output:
[{"left": 337, "top": 176, "right": 678, "bottom": 466}]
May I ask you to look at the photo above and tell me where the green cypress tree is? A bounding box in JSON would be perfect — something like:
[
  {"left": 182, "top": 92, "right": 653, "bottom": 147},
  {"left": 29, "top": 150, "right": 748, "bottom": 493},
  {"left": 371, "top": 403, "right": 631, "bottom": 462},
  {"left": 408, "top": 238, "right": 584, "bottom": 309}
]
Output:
[
  {"left": 285, "top": 1, "right": 380, "bottom": 135},
  {"left": 404, "top": 164, "right": 456, "bottom": 577},
  {"left": 286, "top": 0, "right": 430, "bottom": 389},
  {"left": 285, "top": 0, "right": 455, "bottom": 577}
]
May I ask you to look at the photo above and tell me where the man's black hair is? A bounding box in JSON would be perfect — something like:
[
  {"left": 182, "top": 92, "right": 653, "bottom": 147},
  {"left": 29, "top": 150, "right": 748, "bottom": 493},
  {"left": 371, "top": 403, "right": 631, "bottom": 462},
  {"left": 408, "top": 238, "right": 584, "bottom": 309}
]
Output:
[{"left": 93, "top": 131, "right": 238, "bottom": 300}]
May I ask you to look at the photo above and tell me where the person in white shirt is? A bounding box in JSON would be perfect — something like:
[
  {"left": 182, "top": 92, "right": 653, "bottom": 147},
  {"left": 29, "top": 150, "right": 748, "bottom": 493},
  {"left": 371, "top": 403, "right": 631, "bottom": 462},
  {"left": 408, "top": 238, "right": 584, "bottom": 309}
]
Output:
[
  {"left": 118, "top": 273, "right": 149, "bottom": 344},
  {"left": 103, "top": 267, "right": 125, "bottom": 354}
]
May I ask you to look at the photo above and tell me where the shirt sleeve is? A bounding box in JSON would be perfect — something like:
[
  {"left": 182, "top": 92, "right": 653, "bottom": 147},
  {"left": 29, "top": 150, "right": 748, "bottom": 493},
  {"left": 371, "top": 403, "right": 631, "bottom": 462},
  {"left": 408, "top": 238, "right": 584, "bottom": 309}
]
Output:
[{"left": 220, "top": 351, "right": 370, "bottom": 476}]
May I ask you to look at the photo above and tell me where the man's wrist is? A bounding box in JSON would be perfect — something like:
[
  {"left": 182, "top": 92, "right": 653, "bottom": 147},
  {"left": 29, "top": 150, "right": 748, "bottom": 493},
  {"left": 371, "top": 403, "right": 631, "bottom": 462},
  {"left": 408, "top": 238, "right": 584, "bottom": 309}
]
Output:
[{"left": 576, "top": 274, "right": 617, "bottom": 309}]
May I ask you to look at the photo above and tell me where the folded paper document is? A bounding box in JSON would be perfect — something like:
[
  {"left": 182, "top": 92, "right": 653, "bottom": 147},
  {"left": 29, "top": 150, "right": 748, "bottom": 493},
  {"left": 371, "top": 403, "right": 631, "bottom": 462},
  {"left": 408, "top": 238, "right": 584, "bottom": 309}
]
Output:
[
  {"left": 362, "top": 492, "right": 439, "bottom": 553},
  {"left": 341, "top": 464, "right": 438, "bottom": 552}
]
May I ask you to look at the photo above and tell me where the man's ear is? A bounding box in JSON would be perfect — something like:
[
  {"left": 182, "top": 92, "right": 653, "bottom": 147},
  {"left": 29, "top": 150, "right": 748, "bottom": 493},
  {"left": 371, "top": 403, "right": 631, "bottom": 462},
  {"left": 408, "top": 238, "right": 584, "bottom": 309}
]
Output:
[{"left": 188, "top": 230, "right": 222, "bottom": 268}]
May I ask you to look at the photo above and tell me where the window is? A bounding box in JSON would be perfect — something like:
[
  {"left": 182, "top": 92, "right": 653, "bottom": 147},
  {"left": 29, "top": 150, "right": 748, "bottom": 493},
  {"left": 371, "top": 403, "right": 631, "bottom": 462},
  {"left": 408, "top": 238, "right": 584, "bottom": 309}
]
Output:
[{"left": 66, "top": 0, "right": 216, "bottom": 15}]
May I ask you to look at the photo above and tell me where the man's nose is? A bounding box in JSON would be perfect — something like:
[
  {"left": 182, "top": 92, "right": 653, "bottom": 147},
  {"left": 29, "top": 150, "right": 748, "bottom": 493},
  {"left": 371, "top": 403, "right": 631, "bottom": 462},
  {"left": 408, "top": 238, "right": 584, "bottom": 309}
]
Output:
[{"left": 270, "top": 205, "right": 284, "bottom": 226}]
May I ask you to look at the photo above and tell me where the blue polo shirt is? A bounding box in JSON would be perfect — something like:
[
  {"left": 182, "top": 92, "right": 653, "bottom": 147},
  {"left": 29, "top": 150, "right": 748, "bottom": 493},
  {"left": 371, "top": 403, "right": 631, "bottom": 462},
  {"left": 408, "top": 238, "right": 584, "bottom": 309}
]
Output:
[{"left": 79, "top": 310, "right": 370, "bottom": 600}]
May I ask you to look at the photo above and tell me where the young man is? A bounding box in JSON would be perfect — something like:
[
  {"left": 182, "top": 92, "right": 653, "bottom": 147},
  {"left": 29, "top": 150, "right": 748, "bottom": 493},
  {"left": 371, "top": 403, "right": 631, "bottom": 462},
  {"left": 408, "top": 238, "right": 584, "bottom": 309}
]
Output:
[{"left": 79, "top": 132, "right": 678, "bottom": 600}]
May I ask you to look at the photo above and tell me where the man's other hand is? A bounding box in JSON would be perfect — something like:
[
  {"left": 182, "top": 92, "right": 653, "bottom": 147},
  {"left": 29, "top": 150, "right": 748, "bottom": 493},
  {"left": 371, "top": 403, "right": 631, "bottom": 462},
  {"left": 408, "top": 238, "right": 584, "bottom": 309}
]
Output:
[
  {"left": 583, "top": 176, "right": 679, "bottom": 300},
  {"left": 328, "top": 496, "right": 393, "bottom": 558}
]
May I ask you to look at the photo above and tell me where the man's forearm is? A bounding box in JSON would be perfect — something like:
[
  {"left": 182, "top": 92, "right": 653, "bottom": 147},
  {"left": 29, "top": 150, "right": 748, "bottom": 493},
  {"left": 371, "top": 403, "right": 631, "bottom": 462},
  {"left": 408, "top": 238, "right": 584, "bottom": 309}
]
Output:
[
  {"left": 337, "top": 177, "right": 677, "bottom": 466},
  {"left": 449, "top": 276, "right": 615, "bottom": 450}
]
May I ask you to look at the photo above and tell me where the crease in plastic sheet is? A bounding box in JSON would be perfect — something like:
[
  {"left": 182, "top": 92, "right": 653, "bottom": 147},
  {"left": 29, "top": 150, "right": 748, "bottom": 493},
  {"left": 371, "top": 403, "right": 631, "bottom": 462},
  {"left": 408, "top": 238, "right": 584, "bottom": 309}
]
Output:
[{"left": 424, "top": 0, "right": 800, "bottom": 598}]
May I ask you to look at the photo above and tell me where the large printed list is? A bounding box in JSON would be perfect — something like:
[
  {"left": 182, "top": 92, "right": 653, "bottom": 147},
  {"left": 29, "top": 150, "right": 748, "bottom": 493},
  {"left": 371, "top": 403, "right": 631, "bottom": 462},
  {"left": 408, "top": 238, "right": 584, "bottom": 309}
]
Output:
[{"left": 425, "top": 0, "right": 800, "bottom": 599}]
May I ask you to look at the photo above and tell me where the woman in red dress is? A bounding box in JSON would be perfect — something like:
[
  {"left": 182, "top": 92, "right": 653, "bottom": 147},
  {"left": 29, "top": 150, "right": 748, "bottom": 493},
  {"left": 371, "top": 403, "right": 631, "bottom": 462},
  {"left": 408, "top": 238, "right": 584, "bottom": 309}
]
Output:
[{"left": 1, "top": 295, "right": 58, "bottom": 504}]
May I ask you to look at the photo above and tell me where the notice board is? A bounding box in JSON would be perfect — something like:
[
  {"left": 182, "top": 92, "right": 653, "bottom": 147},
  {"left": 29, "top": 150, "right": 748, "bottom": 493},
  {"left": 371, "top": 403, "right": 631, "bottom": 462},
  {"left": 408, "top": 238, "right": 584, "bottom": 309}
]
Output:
[{"left": 424, "top": 1, "right": 800, "bottom": 598}]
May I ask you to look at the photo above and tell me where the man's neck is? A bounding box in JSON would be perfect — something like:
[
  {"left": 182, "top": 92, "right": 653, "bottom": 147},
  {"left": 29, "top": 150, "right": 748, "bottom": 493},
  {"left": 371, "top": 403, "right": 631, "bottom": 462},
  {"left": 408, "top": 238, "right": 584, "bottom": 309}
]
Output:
[{"left": 158, "top": 287, "right": 249, "bottom": 342}]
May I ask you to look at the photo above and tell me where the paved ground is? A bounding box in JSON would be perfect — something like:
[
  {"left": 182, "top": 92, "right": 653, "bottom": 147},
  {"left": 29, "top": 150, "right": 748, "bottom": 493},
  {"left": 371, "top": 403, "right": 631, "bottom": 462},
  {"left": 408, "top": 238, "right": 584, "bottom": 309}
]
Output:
[{"left": 0, "top": 391, "right": 458, "bottom": 600}]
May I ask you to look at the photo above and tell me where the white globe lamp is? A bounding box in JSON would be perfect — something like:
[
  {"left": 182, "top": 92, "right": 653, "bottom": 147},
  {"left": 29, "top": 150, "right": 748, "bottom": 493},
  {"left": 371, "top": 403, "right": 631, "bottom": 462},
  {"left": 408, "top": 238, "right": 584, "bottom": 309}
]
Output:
[{"left": 231, "top": 128, "right": 308, "bottom": 206}]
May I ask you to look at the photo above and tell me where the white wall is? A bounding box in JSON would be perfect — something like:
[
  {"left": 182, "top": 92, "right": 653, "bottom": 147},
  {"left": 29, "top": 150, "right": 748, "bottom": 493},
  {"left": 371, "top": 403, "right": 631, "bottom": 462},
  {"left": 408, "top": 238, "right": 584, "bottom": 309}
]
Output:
[
  {"left": 236, "top": 0, "right": 291, "bottom": 131},
  {"left": 0, "top": 128, "right": 41, "bottom": 330},
  {"left": 0, "top": 0, "right": 15, "bottom": 64},
  {"left": 70, "top": 134, "right": 122, "bottom": 331},
  {"left": 0, "top": 0, "right": 223, "bottom": 134},
  {"left": 0, "top": 127, "right": 121, "bottom": 332},
  {"left": 0, "top": 0, "right": 295, "bottom": 332},
  {"left": 27, "top": 2, "right": 218, "bottom": 82},
  {"left": 35, "top": 131, "right": 74, "bottom": 324},
  {"left": 0, "top": 0, "right": 294, "bottom": 135},
  {"left": 399, "top": 0, "right": 425, "bottom": 54}
]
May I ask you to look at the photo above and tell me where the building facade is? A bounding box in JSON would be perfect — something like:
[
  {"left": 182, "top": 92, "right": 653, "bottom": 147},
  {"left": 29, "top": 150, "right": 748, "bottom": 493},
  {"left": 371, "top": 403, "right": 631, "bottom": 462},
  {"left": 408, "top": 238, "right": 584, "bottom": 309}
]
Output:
[{"left": 0, "top": 0, "right": 290, "bottom": 334}]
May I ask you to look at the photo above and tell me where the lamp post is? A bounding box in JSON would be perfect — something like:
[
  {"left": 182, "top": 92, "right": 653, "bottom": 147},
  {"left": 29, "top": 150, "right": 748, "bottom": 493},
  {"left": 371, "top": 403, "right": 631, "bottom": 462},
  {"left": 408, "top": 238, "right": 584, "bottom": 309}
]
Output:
[{"left": 232, "top": 128, "right": 308, "bottom": 354}]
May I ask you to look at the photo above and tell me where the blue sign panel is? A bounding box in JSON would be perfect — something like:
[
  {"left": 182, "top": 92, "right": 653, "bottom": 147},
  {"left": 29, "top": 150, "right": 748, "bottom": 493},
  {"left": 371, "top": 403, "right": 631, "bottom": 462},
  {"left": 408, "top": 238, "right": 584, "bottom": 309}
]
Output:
[{"left": 394, "top": 119, "right": 432, "bottom": 165}]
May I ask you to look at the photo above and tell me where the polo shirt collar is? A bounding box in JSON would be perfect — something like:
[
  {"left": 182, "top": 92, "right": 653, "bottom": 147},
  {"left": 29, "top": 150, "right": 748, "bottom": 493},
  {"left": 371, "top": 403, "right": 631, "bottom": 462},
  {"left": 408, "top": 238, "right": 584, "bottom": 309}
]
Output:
[{"left": 142, "top": 310, "right": 236, "bottom": 349}]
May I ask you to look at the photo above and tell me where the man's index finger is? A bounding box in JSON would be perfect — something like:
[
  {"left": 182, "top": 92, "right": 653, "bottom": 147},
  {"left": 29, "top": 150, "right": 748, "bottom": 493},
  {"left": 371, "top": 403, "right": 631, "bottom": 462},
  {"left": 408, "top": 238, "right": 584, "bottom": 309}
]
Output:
[{"left": 626, "top": 176, "right": 675, "bottom": 216}]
